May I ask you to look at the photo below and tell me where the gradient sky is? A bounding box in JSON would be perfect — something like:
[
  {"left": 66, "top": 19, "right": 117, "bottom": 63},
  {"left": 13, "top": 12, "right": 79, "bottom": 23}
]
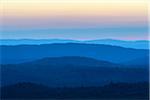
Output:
[{"left": 0, "top": 0, "right": 148, "bottom": 40}]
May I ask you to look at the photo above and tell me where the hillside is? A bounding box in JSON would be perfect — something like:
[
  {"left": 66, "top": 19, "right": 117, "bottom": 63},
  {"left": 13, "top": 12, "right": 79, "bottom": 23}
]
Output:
[
  {"left": 0, "top": 39, "right": 149, "bottom": 49},
  {"left": 1, "top": 43, "right": 148, "bottom": 64},
  {"left": 1, "top": 56, "right": 148, "bottom": 87}
]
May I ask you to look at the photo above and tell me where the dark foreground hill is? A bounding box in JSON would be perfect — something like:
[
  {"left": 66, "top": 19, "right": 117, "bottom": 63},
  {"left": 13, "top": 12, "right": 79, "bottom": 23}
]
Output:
[
  {"left": 1, "top": 82, "right": 149, "bottom": 99},
  {"left": 1, "top": 43, "right": 148, "bottom": 64},
  {"left": 1, "top": 56, "right": 148, "bottom": 87}
]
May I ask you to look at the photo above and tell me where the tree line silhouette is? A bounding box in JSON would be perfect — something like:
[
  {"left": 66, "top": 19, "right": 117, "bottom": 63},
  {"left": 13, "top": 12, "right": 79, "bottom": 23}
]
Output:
[{"left": 1, "top": 82, "right": 149, "bottom": 99}]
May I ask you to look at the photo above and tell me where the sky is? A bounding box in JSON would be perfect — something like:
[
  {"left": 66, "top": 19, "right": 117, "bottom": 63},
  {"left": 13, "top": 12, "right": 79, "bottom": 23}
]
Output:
[{"left": 0, "top": 0, "right": 149, "bottom": 40}]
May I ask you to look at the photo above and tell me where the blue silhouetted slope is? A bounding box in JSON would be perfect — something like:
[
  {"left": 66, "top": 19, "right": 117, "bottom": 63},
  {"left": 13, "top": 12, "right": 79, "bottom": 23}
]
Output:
[
  {"left": 85, "top": 39, "right": 149, "bottom": 49},
  {"left": 1, "top": 82, "right": 149, "bottom": 99},
  {"left": 0, "top": 39, "right": 149, "bottom": 49},
  {"left": 1, "top": 43, "right": 148, "bottom": 64},
  {"left": 1, "top": 56, "right": 148, "bottom": 87},
  {"left": 122, "top": 56, "right": 149, "bottom": 67},
  {"left": 25, "top": 56, "right": 117, "bottom": 67},
  {"left": 0, "top": 39, "right": 80, "bottom": 45}
]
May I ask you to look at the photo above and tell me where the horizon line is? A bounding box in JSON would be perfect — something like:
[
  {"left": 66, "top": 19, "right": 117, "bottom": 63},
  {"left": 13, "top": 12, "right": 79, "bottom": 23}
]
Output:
[{"left": 0, "top": 38, "right": 149, "bottom": 41}]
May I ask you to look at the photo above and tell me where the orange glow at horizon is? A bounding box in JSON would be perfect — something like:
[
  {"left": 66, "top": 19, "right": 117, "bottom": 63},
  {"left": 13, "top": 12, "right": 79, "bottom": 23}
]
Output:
[{"left": 0, "top": 0, "right": 148, "bottom": 40}]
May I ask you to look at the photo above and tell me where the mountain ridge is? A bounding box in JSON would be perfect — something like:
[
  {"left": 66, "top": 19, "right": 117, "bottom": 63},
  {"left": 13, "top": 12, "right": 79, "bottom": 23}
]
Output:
[
  {"left": 1, "top": 43, "right": 148, "bottom": 64},
  {"left": 14, "top": 56, "right": 120, "bottom": 67},
  {"left": 1, "top": 56, "right": 148, "bottom": 87},
  {"left": 0, "top": 39, "right": 149, "bottom": 49}
]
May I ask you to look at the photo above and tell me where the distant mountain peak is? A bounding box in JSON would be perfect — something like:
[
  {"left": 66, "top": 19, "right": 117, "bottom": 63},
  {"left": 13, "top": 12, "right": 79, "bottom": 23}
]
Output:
[{"left": 21, "top": 56, "right": 117, "bottom": 67}]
